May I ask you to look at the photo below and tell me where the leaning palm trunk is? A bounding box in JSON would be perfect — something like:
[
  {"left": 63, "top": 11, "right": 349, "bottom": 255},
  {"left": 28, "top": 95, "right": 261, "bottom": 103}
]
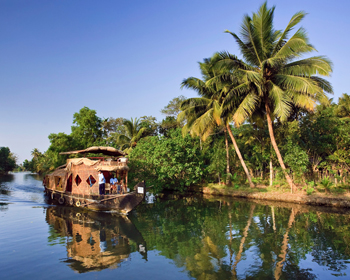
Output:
[
  {"left": 274, "top": 208, "right": 298, "bottom": 280},
  {"left": 265, "top": 104, "right": 294, "bottom": 192},
  {"left": 224, "top": 128, "right": 231, "bottom": 185},
  {"left": 227, "top": 124, "right": 255, "bottom": 188},
  {"left": 232, "top": 204, "right": 256, "bottom": 278}
]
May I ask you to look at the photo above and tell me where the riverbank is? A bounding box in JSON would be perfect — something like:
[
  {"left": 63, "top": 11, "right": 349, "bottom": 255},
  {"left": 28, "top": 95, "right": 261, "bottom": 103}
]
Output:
[{"left": 202, "top": 185, "right": 350, "bottom": 209}]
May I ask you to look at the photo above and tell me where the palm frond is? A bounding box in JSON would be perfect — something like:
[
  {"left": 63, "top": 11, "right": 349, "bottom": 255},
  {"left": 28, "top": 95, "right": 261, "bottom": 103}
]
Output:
[
  {"left": 252, "top": 2, "right": 275, "bottom": 60},
  {"left": 290, "top": 91, "right": 317, "bottom": 111},
  {"left": 268, "top": 81, "right": 292, "bottom": 121},
  {"left": 310, "top": 76, "right": 333, "bottom": 94},
  {"left": 275, "top": 74, "right": 320, "bottom": 94},
  {"left": 282, "top": 56, "right": 333, "bottom": 77},
  {"left": 272, "top": 11, "right": 306, "bottom": 55},
  {"left": 231, "top": 93, "right": 259, "bottom": 126},
  {"left": 275, "top": 27, "right": 315, "bottom": 60}
]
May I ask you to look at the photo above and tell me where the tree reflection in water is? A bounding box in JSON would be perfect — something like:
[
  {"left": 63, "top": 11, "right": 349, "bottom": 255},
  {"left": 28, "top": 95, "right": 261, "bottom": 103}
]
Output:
[
  {"left": 45, "top": 206, "right": 147, "bottom": 273},
  {"left": 129, "top": 194, "right": 350, "bottom": 279},
  {"left": 44, "top": 194, "right": 350, "bottom": 278}
]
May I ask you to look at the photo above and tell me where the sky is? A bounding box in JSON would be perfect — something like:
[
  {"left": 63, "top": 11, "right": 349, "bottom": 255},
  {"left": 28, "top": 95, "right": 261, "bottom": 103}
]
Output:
[{"left": 1, "top": 0, "right": 349, "bottom": 163}]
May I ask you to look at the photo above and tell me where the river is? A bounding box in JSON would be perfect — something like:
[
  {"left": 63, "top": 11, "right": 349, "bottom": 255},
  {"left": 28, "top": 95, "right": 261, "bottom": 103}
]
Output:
[{"left": 1, "top": 172, "right": 350, "bottom": 279}]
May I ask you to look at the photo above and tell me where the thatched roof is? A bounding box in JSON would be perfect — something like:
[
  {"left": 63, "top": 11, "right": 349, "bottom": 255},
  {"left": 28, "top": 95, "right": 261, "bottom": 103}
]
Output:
[
  {"left": 47, "top": 168, "right": 67, "bottom": 178},
  {"left": 60, "top": 146, "right": 126, "bottom": 157}
]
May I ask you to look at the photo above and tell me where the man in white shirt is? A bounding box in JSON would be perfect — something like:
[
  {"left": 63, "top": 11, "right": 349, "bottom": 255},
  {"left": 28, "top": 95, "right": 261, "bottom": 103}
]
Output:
[{"left": 98, "top": 170, "right": 106, "bottom": 195}]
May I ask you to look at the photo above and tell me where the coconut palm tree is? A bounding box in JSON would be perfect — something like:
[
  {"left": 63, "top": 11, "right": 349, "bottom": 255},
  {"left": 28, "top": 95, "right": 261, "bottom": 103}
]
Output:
[
  {"left": 115, "top": 117, "right": 147, "bottom": 153},
  {"left": 216, "top": 2, "right": 333, "bottom": 192},
  {"left": 179, "top": 56, "right": 254, "bottom": 187},
  {"left": 336, "top": 93, "right": 350, "bottom": 119},
  {"left": 31, "top": 148, "right": 42, "bottom": 160}
]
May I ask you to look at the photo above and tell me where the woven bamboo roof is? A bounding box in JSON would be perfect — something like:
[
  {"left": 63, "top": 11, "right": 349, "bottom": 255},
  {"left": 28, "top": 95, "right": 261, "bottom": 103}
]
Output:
[{"left": 60, "top": 146, "right": 125, "bottom": 157}]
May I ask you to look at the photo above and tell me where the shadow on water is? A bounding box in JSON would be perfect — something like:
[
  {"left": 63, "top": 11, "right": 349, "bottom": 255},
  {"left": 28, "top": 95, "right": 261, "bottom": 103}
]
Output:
[
  {"left": 0, "top": 174, "right": 14, "bottom": 196},
  {"left": 0, "top": 173, "right": 14, "bottom": 183},
  {"left": 45, "top": 206, "right": 148, "bottom": 273}
]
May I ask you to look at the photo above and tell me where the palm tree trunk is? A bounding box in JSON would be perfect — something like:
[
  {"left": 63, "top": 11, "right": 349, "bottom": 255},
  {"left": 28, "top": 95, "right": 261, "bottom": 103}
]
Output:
[
  {"left": 271, "top": 206, "right": 276, "bottom": 232},
  {"left": 224, "top": 128, "right": 231, "bottom": 185},
  {"left": 227, "top": 124, "right": 255, "bottom": 188},
  {"left": 270, "top": 156, "right": 273, "bottom": 187},
  {"left": 265, "top": 103, "right": 295, "bottom": 193},
  {"left": 232, "top": 204, "right": 256, "bottom": 277},
  {"left": 274, "top": 208, "right": 297, "bottom": 280}
]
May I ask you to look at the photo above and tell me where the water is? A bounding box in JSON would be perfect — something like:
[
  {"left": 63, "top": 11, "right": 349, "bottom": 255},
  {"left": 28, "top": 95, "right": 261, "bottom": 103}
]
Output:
[{"left": 1, "top": 173, "right": 350, "bottom": 279}]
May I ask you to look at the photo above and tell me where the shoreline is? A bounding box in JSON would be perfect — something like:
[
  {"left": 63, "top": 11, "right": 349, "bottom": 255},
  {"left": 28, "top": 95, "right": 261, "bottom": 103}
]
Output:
[{"left": 201, "top": 186, "right": 350, "bottom": 209}]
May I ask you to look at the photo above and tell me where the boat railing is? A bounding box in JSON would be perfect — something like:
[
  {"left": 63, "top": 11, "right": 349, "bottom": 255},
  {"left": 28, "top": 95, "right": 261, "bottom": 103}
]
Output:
[{"left": 97, "top": 161, "right": 128, "bottom": 168}]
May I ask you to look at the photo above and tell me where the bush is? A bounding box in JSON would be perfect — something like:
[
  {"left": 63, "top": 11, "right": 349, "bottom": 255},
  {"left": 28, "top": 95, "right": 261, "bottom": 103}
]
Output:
[
  {"left": 318, "top": 176, "right": 333, "bottom": 193},
  {"left": 128, "top": 129, "right": 207, "bottom": 192},
  {"left": 303, "top": 181, "right": 315, "bottom": 195}
]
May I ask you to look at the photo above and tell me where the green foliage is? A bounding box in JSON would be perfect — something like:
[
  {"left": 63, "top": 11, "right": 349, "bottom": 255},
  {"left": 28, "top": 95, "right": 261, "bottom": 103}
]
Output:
[
  {"left": 128, "top": 128, "right": 206, "bottom": 192},
  {"left": 319, "top": 176, "right": 334, "bottom": 192},
  {"left": 102, "top": 117, "right": 126, "bottom": 143},
  {"left": 71, "top": 106, "right": 103, "bottom": 148},
  {"left": 206, "top": 138, "right": 228, "bottom": 183},
  {"left": 284, "top": 139, "right": 309, "bottom": 179},
  {"left": 303, "top": 181, "right": 315, "bottom": 195},
  {"left": 160, "top": 95, "right": 187, "bottom": 118},
  {"left": 139, "top": 115, "right": 158, "bottom": 137},
  {"left": 0, "top": 147, "right": 16, "bottom": 174},
  {"left": 159, "top": 116, "right": 181, "bottom": 137},
  {"left": 47, "top": 132, "right": 77, "bottom": 168},
  {"left": 336, "top": 93, "right": 350, "bottom": 119}
]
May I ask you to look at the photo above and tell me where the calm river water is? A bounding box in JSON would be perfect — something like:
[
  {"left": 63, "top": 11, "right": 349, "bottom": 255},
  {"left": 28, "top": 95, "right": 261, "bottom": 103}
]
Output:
[{"left": 1, "top": 172, "right": 350, "bottom": 279}]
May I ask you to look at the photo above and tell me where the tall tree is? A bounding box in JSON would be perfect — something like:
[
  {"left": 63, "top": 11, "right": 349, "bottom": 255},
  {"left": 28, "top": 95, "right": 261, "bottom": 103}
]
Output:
[
  {"left": 218, "top": 2, "right": 333, "bottom": 191},
  {"left": 161, "top": 95, "right": 187, "bottom": 118},
  {"left": 0, "top": 147, "right": 16, "bottom": 174},
  {"left": 71, "top": 107, "right": 103, "bottom": 148},
  {"left": 180, "top": 55, "right": 254, "bottom": 187}
]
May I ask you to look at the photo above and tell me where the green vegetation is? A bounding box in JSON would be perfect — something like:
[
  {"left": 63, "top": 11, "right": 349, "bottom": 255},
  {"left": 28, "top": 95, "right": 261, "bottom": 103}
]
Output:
[
  {"left": 0, "top": 147, "right": 17, "bottom": 175},
  {"left": 23, "top": 3, "right": 349, "bottom": 196}
]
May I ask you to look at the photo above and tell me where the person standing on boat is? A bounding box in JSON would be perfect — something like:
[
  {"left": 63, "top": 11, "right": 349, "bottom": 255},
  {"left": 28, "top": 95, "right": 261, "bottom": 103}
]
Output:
[
  {"left": 98, "top": 170, "right": 106, "bottom": 195},
  {"left": 110, "top": 174, "right": 118, "bottom": 194}
]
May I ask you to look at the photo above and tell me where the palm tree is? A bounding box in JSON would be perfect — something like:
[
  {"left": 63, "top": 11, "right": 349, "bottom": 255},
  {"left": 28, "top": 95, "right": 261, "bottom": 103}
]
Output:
[
  {"left": 179, "top": 56, "right": 255, "bottom": 187},
  {"left": 115, "top": 117, "right": 146, "bottom": 153},
  {"left": 31, "top": 148, "right": 42, "bottom": 160},
  {"left": 336, "top": 93, "right": 350, "bottom": 119},
  {"left": 217, "top": 2, "right": 333, "bottom": 192}
]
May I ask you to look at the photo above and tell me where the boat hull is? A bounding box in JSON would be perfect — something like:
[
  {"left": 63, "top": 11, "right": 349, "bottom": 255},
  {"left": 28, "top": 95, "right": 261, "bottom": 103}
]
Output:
[{"left": 44, "top": 181, "right": 146, "bottom": 214}]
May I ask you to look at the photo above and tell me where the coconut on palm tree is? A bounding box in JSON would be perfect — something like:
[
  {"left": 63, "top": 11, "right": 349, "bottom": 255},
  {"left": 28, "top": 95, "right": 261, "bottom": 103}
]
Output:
[{"left": 216, "top": 2, "right": 332, "bottom": 192}]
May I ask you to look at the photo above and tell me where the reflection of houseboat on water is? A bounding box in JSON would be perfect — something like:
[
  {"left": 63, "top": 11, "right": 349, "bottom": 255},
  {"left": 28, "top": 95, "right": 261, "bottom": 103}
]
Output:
[
  {"left": 46, "top": 206, "right": 147, "bottom": 273},
  {"left": 43, "top": 146, "right": 145, "bottom": 214}
]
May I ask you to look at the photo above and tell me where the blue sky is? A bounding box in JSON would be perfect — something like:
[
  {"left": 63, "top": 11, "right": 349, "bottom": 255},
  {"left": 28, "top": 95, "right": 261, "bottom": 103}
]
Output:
[{"left": 1, "top": 0, "right": 349, "bottom": 163}]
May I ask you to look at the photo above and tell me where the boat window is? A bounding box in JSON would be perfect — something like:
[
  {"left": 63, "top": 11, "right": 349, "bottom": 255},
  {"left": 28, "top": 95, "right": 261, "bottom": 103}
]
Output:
[
  {"left": 86, "top": 175, "right": 96, "bottom": 187},
  {"left": 75, "top": 175, "right": 82, "bottom": 186}
]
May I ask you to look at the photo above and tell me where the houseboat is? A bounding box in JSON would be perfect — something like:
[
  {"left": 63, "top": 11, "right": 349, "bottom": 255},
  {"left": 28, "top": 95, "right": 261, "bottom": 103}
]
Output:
[{"left": 43, "top": 146, "right": 145, "bottom": 214}]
